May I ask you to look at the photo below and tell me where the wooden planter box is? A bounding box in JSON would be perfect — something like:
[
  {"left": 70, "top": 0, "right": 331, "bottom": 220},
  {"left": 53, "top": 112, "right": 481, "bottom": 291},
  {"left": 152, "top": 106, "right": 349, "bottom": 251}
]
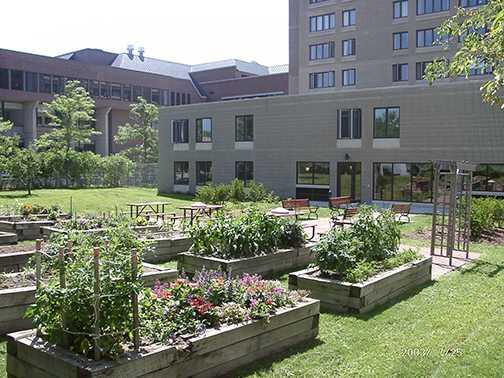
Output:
[
  {"left": 178, "top": 245, "right": 314, "bottom": 278},
  {"left": 289, "top": 257, "right": 432, "bottom": 314},
  {"left": 42, "top": 225, "right": 161, "bottom": 239},
  {"left": 6, "top": 299, "right": 320, "bottom": 378},
  {"left": 0, "top": 220, "right": 55, "bottom": 241},
  {"left": 0, "top": 265, "right": 177, "bottom": 335},
  {"left": 144, "top": 236, "right": 192, "bottom": 263},
  {"left": 0, "top": 251, "right": 34, "bottom": 273},
  {"left": 0, "top": 231, "right": 18, "bottom": 245},
  {"left": 0, "top": 214, "right": 70, "bottom": 222}
]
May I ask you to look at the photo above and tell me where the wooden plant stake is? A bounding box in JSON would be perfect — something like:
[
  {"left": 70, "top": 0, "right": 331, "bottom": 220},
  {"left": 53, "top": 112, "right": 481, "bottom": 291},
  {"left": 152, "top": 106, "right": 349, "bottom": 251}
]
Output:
[
  {"left": 59, "top": 247, "right": 69, "bottom": 348},
  {"left": 35, "top": 239, "right": 42, "bottom": 290},
  {"left": 93, "top": 247, "right": 101, "bottom": 360},
  {"left": 131, "top": 249, "right": 140, "bottom": 352}
]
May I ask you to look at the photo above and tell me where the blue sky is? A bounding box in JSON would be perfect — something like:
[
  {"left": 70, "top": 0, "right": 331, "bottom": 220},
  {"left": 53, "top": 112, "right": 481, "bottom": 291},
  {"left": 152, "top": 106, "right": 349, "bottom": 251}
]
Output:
[{"left": 1, "top": 0, "right": 289, "bottom": 66}]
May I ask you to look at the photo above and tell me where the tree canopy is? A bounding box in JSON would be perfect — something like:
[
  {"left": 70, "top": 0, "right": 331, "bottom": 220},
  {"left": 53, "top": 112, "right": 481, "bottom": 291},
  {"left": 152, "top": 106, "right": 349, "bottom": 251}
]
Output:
[
  {"left": 114, "top": 97, "right": 159, "bottom": 164},
  {"left": 35, "top": 80, "right": 98, "bottom": 151},
  {"left": 425, "top": 1, "right": 504, "bottom": 109}
]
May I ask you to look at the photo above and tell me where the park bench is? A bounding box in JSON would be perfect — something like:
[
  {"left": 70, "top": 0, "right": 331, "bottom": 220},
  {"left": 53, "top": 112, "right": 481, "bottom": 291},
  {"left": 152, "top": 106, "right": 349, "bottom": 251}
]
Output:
[
  {"left": 391, "top": 204, "right": 411, "bottom": 223},
  {"left": 282, "top": 199, "right": 319, "bottom": 220},
  {"left": 332, "top": 207, "right": 359, "bottom": 228},
  {"left": 329, "top": 196, "right": 352, "bottom": 222}
]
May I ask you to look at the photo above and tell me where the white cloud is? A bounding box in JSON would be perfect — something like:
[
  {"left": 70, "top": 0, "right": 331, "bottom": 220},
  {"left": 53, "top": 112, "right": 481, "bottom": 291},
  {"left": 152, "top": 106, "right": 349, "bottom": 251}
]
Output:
[{"left": 0, "top": 0, "right": 289, "bottom": 66}]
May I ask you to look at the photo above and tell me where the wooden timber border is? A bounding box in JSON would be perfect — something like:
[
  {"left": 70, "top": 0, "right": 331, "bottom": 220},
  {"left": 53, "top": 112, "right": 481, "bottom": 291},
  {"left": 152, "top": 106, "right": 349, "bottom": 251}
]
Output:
[
  {"left": 6, "top": 299, "right": 320, "bottom": 378},
  {"left": 289, "top": 257, "right": 432, "bottom": 314},
  {"left": 178, "top": 245, "right": 315, "bottom": 278}
]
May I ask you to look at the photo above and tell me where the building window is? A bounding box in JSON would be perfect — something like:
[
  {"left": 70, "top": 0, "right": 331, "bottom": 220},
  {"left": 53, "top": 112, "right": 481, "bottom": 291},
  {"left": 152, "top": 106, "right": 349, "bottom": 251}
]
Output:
[
  {"left": 122, "top": 85, "right": 131, "bottom": 101},
  {"left": 170, "top": 92, "right": 175, "bottom": 106},
  {"left": 338, "top": 109, "right": 361, "bottom": 139},
  {"left": 459, "top": 0, "right": 487, "bottom": 7},
  {"left": 310, "top": 0, "right": 329, "bottom": 3},
  {"left": 374, "top": 163, "right": 433, "bottom": 202},
  {"left": 235, "top": 115, "right": 254, "bottom": 142},
  {"left": 78, "top": 79, "right": 89, "bottom": 92},
  {"left": 196, "top": 118, "right": 213, "bottom": 143},
  {"left": 297, "top": 162, "right": 330, "bottom": 186},
  {"left": 342, "top": 69, "right": 356, "bottom": 86},
  {"left": 416, "top": 28, "right": 447, "bottom": 47},
  {"left": 309, "top": 42, "right": 335, "bottom": 60},
  {"left": 172, "top": 119, "right": 189, "bottom": 144},
  {"left": 99, "top": 82, "right": 110, "bottom": 98},
  {"left": 473, "top": 164, "right": 504, "bottom": 193},
  {"left": 235, "top": 161, "right": 254, "bottom": 185},
  {"left": 88, "top": 81, "right": 98, "bottom": 97},
  {"left": 342, "top": 9, "right": 356, "bottom": 27},
  {"left": 110, "top": 84, "right": 122, "bottom": 100},
  {"left": 468, "top": 63, "right": 493, "bottom": 76},
  {"left": 151, "top": 88, "right": 160, "bottom": 105},
  {"left": 394, "top": 0, "right": 409, "bottom": 18},
  {"left": 176, "top": 93, "right": 181, "bottom": 105},
  {"left": 162, "top": 90, "right": 170, "bottom": 106},
  {"left": 309, "top": 13, "right": 336, "bottom": 32},
  {"left": 10, "top": 70, "right": 24, "bottom": 91},
  {"left": 309, "top": 71, "right": 335, "bottom": 89},
  {"left": 174, "top": 162, "right": 189, "bottom": 186},
  {"left": 25, "top": 72, "right": 38, "bottom": 92},
  {"left": 342, "top": 39, "right": 356, "bottom": 56},
  {"left": 52, "top": 76, "right": 64, "bottom": 94},
  {"left": 0, "top": 68, "right": 8, "bottom": 89},
  {"left": 187, "top": 94, "right": 191, "bottom": 104},
  {"left": 196, "top": 161, "right": 213, "bottom": 186},
  {"left": 393, "top": 63, "right": 409, "bottom": 82},
  {"left": 181, "top": 93, "right": 186, "bottom": 105},
  {"left": 374, "top": 107, "right": 400, "bottom": 138},
  {"left": 416, "top": 61, "right": 433, "bottom": 80},
  {"left": 393, "top": 32, "right": 409, "bottom": 50},
  {"left": 39, "top": 74, "right": 52, "bottom": 94},
  {"left": 417, "top": 0, "right": 450, "bottom": 15}
]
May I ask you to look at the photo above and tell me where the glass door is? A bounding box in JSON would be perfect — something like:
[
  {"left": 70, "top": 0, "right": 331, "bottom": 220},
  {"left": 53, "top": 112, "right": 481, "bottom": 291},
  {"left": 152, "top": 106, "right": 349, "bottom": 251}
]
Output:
[{"left": 337, "top": 162, "right": 361, "bottom": 201}]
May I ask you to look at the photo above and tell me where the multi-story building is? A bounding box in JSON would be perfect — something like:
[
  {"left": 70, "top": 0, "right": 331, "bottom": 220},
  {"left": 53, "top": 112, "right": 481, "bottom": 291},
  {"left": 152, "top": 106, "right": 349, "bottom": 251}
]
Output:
[
  {"left": 0, "top": 47, "right": 288, "bottom": 154},
  {"left": 159, "top": 0, "right": 504, "bottom": 205}
]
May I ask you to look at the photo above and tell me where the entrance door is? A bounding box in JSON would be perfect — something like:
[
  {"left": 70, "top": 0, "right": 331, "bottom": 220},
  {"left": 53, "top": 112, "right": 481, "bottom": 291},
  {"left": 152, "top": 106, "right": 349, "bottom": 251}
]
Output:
[{"left": 337, "top": 162, "right": 361, "bottom": 201}]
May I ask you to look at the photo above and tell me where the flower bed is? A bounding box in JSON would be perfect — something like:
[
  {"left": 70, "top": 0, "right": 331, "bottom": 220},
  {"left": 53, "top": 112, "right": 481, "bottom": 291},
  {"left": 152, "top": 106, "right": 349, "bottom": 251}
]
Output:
[
  {"left": 7, "top": 272, "right": 319, "bottom": 377},
  {"left": 179, "top": 208, "right": 310, "bottom": 277},
  {"left": 289, "top": 206, "right": 432, "bottom": 313}
]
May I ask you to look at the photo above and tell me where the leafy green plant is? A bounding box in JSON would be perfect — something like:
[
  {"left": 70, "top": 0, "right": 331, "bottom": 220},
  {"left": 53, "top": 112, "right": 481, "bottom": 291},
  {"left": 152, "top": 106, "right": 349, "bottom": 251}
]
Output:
[
  {"left": 195, "top": 180, "right": 279, "bottom": 204},
  {"left": 471, "top": 197, "right": 503, "bottom": 240},
  {"left": 189, "top": 208, "right": 305, "bottom": 259},
  {"left": 313, "top": 206, "right": 416, "bottom": 283},
  {"left": 26, "top": 225, "right": 148, "bottom": 359}
]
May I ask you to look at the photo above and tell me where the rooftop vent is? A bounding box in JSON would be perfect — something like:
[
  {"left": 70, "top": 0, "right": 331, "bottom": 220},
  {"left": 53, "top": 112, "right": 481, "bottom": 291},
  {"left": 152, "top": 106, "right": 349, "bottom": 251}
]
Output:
[
  {"left": 127, "top": 44, "right": 134, "bottom": 58},
  {"left": 138, "top": 46, "right": 145, "bottom": 61}
]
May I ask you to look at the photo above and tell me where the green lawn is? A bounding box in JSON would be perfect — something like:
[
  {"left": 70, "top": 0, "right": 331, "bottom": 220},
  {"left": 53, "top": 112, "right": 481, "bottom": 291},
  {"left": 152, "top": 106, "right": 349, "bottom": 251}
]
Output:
[
  {"left": 0, "top": 187, "right": 195, "bottom": 216},
  {"left": 0, "top": 189, "right": 502, "bottom": 376}
]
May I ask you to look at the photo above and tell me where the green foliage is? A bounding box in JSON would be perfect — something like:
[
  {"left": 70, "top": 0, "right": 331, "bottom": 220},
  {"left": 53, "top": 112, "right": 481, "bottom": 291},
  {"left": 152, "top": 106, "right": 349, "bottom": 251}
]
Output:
[
  {"left": 35, "top": 81, "right": 97, "bottom": 152},
  {"left": 425, "top": 1, "right": 504, "bottom": 108},
  {"left": 114, "top": 98, "right": 159, "bottom": 163},
  {"left": 313, "top": 206, "right": 414, "bottom": 283},
  {"left": 26, "top": 225, "right": 147, "bottom": 359},
  {"left": 0, "top": 118, "right": 20, "bottom": 172},
  {"left": 196, "top": 180, "right": 279, "bottom": 204},
  {"left": 141, "top": 271, "right": 307, "bottom": 345},
  {"left": 471, "top": 197, "right": 504, "bottom": 240},
  {"left": 6, "top": 147, "right": 41, "bottom": 195},
  {"left": 189, "top": 208, "right": 306, "bottom": 259},
  {"left": 100, "top": 154, "right": 134, "bottom": 187}
]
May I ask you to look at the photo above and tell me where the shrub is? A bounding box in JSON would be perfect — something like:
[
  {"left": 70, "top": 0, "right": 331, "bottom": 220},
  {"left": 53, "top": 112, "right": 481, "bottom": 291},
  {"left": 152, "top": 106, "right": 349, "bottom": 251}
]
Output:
[
  {"left": 195, "top": 180, "right": 279, "bottom": 204},
  {"left": 189, "top": 208, "right": 306, "bottom": 259},
  {"left": 313, "top": 206, "right": 417, "bottom": 283},
  {"left": 470, "top": 197, "right": 503, "bottom": 240},
  {"left": 100, "top": 155, "right": 134, "bottom": 187}
]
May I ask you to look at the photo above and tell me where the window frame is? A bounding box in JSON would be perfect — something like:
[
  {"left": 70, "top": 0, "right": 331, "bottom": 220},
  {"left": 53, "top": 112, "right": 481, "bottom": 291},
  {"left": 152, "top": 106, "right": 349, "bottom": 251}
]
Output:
[
  {"left": 393, "top": 0, "right": 409, "bottom": 19},
  {"left": 235, "top": 115, "right": 254, "bottom": 142},
  {"left": 235, "top": 161, "right": 254, "bottom": 186},
  {"left": 342, "top": 68, "right": 356, "bottom": 86},
  {"left": 296, "top": 161, "right": 331, "bottom": 186},
  {"left": 196, "top": 118, "right": 213, "bottom": 143},
  {"left": 393, "top": 31, "right": 409, "bottom": 50},
  {"left": 172, "top": 119, "right": 189, "bottom": 144},
  {"left": 337, "top": 109, "right": 362, "bottom": 140},
  {"left": 373, "top": 107, "right": 401, "bottom": 139},
  {"left": 174, "top": 161, "right": 190, "bottom": 186},
  {"left": 196, "top": 161, "right": 213, "bottom": 186},
  {"left": 342, "top": 39, "right": 356, "bottom": 56},
  {"left": 342, "top": 9, "right": 357, "bottom": 27},
  {"left": 393, "top": 63, "right": 409, "bottom": 82}
]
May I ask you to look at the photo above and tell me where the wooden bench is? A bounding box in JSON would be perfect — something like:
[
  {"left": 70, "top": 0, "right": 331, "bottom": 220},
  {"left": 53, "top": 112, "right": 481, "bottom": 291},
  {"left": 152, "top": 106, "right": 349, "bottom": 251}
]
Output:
[
  {"left": 391, "top": 204, "right": 411, "bottom": 223},
  {"left": 332, "top": 207, "right": 359, "bottom": 228},
  {"left": 302, "top": 221, "right": 318, "bottom": 241},
  {"left": 329, "top": 196, "right": 352, "bottom": 219},
  {"left": 282, "top": 199, "right": 319, "bottom": 220}
]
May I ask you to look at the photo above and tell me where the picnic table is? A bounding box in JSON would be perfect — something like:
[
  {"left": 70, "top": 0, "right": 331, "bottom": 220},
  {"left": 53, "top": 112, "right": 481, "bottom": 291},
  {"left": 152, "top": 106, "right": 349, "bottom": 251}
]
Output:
[
  {"left": 127, "top": 202, "right": 170, "bottom": 219},
  {"left": 179, "top": 204, "right": 224, "bottom": 225}
]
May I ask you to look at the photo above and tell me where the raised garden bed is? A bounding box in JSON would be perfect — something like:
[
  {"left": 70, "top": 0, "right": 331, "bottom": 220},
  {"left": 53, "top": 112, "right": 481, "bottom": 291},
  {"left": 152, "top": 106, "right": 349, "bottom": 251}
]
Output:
[
  {"left": 0, "top": 251, "right": 34, "bottom": 273},
  {"left": 289, "top": 256, "right": 432, "bottom": 314},
  {"left": 0, "top": 231, "right": 18, "bottom": 245},
  {"left": 6, "top": 298, "right": 320, "bottom": 378},
  {"left": 178, "top": 245, "right": 314, "bottom": 278},
  {"left": 143, "top": 234, "right": 192, "bottom": 263},
  {"left": 0, "top": 264, "right": 177, "bottom": 335},
  {"left": 42, "top": 224, "right": 161, "bottom": 238},
  {"left": 0, "top": 220, "right": 55, "bottom": 241}
]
